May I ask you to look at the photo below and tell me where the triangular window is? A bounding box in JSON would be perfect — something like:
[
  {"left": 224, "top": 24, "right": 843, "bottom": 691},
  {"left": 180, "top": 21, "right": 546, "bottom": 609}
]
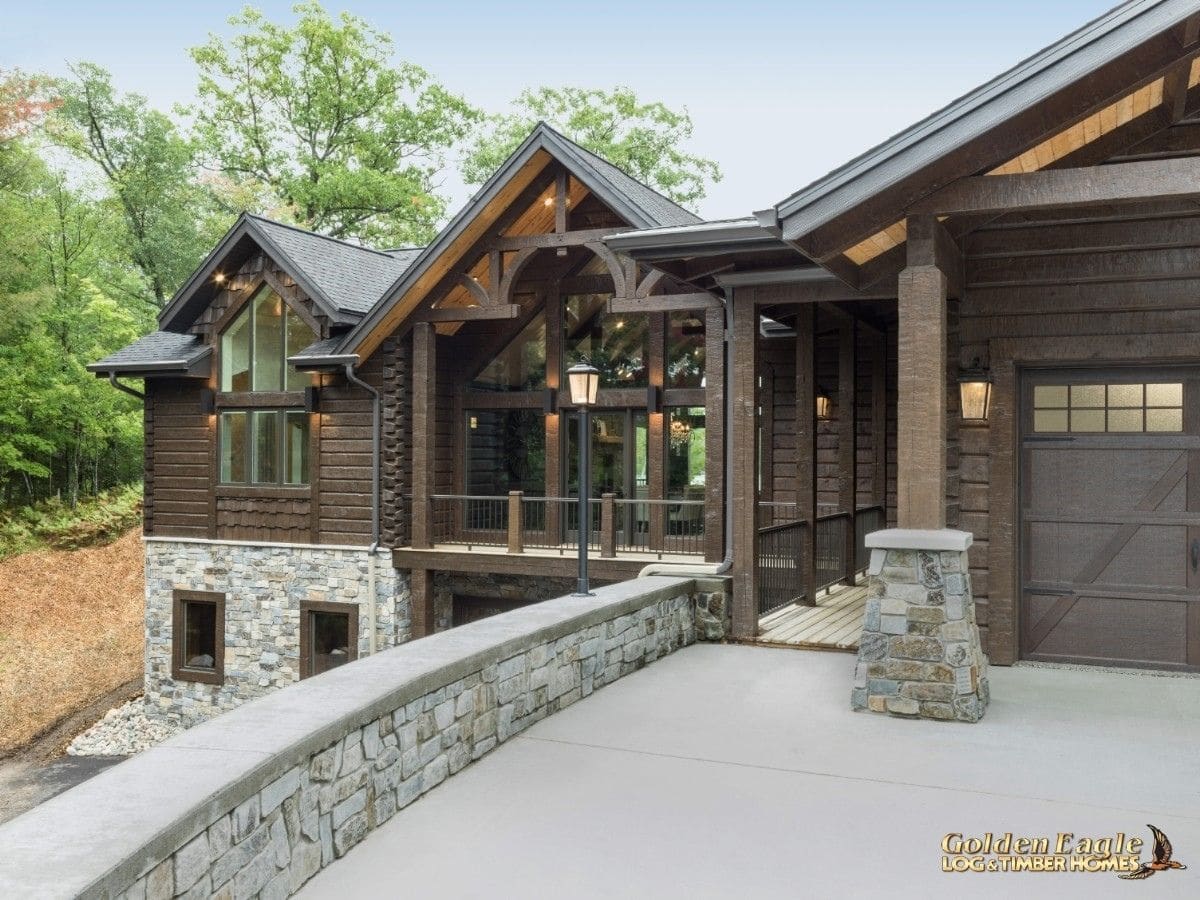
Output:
[{"left": 468, "top": 312, "right": 546, "bottom": 392}]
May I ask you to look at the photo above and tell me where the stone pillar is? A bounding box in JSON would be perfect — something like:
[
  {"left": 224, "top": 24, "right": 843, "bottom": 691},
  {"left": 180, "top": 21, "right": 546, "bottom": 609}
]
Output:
[{"left": 851, "top": 529, "right": 989, "bottom": 722}]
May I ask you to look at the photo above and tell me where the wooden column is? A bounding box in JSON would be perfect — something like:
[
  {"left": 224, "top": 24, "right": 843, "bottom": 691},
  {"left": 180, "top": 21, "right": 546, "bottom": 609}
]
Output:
[
  {"left": 703, "top": 305, "right": 726, "bottom": 562},
  {"left": 411, "top": 568, "right": 436, "bottom": 638},
  {"left": 871, "top": 332, "right": 887, "bottom": 507},
  {"left": 897, "top": 226, "right": 949, "bottom": 530},
  {"left": 648, "top": 312, "right": 666, "bottom": 552},
  {"left": 412, "top": 322, "right": 437, "bottom": 548},
  {"left": 545, "top": 285, "right": 563, "bottom": 542},
  {"left": 730, "top": 288, "right": 759, "bottom": 637},
  {"left": 838, "top": 318, "right": 857, "bottom": 581},
  {"left": 794, "top": 305, "right": 817, "bottom": 604}
]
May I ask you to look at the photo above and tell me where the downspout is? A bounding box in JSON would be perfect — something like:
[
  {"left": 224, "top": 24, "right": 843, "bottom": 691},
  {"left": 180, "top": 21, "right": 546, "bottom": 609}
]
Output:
[
  {"left": 107, "top": 372, "right": 145, "bottom": 401},
  {"left": 638, "top": 286, "right": 734, "bottom": 580},
  {"left": 343, "top": 362, "right": 381, "bottom": 655}
]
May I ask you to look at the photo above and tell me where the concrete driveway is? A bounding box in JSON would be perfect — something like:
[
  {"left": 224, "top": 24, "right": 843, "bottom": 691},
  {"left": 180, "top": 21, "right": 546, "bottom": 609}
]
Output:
[{"left": 301, "top": 644, "right": 1200, "bottom": 899}]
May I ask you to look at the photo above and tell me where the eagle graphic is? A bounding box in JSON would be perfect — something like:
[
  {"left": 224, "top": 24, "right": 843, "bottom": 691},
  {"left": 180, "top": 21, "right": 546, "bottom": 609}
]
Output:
[{"left": 1118, "top": 825, "right": 1187, "bottom": 880}]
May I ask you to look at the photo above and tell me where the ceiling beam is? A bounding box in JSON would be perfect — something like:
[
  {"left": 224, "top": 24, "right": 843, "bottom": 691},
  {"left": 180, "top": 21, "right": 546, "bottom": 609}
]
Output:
[{"left": 909, "top": 156, "right": 1200, "bottom": 217}]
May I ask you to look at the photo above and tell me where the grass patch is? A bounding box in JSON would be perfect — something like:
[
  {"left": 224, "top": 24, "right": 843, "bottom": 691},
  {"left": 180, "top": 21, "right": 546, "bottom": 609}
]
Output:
[{"left": 0, "top": 484, "right": 143, "bottom": 560}]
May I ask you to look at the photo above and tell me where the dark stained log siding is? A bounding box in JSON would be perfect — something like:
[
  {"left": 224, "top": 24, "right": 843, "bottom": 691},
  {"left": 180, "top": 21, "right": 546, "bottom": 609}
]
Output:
[{"left": 144, "top": 380, "right": 211, "bottom": 538}]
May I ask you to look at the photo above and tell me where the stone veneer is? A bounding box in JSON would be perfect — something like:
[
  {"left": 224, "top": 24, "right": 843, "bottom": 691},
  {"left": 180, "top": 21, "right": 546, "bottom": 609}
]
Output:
[
  {"left": 145, "top": 538, "right": 410, "bottom": 726},
  {"left": 0, "top": 577, "right": 709, "bottom": 899},
  {"left": 851, "top": 529, "right": 990, "bottom": 722}
]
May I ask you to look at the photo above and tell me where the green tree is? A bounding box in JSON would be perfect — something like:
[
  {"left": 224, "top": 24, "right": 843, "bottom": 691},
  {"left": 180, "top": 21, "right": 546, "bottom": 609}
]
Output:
[
  {"left": 189, "top": 1, "right": 481, "bottom": 246},
  {"left": 462, "top": 86, "right": 722, "bottom": 210},
  {"left": 49, "top": 62, "right": 221, "bottom": 307}
]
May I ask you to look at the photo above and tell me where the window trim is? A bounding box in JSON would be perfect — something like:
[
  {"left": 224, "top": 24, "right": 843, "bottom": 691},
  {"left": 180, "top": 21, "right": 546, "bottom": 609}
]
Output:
[
  {"left": 218, "top": 407, "right": 312, "bottom": 488},
  {"left": 299, "top": 600, "right": 360, "bottom": 679},
  {"left": 171, "top": 590, "right": 225, "bottom": 685}
]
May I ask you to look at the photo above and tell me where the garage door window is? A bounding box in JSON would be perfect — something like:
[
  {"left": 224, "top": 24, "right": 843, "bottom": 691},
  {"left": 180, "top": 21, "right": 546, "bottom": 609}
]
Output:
[{"left": 1032, "top": 383, "right": 1182, "bottom": 433}]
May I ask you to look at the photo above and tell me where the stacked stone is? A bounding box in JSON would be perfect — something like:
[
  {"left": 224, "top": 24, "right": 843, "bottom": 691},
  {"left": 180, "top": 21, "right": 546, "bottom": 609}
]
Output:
[
  {"left": 851, "top": 536, "right": 989, "bottom": 722},
  {"left": 693, "top": 583, "right": 731, "bottom": 641},
  {"left": 144, "top": 541, "right": 411, "bottom": 727},
  {"left": 114, "top": 588, "right": 696, "bottom": 900}
]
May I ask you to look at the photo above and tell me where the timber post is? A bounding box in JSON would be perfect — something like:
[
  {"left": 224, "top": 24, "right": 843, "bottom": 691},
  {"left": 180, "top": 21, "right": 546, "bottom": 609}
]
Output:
[
  {"left": 730, "top": 287, "right": 759, "bottom": 637},
  {"left": 600, "top": 493, "right": 616, "bottom": 558},
  {"left": 507, "top": 491, "right": 524, "bottom": 554}
]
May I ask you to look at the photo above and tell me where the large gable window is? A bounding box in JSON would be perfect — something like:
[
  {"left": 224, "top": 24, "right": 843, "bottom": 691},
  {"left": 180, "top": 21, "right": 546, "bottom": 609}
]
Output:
[
  {"left": 217, "top": 284, "right": 315, "bottom": 487},
  {"left": 220, "top": 284, "right": 316, "bottom": 392}
]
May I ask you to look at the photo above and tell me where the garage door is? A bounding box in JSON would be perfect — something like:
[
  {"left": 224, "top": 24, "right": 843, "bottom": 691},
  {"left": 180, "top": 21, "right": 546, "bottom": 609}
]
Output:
[{"left": 1021, "top": 368, "right": 1200, "bottom": 670}]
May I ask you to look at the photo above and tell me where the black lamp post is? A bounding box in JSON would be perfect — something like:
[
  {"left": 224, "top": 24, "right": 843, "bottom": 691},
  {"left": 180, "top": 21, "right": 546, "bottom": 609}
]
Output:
[{"left": 567, "top": 361, "right": 601, "bottom": 596}]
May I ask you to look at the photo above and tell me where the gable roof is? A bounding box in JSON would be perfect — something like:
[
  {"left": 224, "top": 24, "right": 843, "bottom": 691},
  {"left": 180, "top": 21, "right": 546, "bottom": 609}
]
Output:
[
  {"left": 771, "top": 0, "right": 1199, "bottom": 246},
  {"left": 334, "top": 123, "right": 703, "bottom": 358},
  {"left": 157, "top": 213, "right": 423, "bottom": 332}
]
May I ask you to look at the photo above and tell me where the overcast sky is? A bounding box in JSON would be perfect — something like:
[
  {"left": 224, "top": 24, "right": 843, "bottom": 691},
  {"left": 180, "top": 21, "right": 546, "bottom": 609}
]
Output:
[{"left": 2, "top": 0, "right": 1116, "bottom": 220}]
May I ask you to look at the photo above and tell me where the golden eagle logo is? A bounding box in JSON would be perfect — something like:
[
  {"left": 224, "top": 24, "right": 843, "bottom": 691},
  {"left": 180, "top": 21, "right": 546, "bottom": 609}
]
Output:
[{"left": 1119, "top": 825, "right": 1186, "bottom": 880}]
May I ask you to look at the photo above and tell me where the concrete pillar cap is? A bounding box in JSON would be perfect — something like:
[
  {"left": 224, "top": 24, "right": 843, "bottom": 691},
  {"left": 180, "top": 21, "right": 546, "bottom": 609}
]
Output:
[{"left": 864, "top": 528, "right": 972, "bottom": 552}]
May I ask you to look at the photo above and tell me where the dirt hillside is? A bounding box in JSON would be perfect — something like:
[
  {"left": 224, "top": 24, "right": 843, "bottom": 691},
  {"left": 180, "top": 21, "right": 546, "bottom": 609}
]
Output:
[{"left": 0, "top": 528, "right": 143, "bottom": 754}]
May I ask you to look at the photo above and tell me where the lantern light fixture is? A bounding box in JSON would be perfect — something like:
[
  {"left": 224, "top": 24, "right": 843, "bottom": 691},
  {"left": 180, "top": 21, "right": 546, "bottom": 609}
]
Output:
[
  {"left": 566, "top": 362, "right": 600, "bottom": 408},
  {"left": 958, "top": 358, "right": 993, "bottom": 423},
  {"left": 816, "top": 387, "right": 833, "bottom": 421}
]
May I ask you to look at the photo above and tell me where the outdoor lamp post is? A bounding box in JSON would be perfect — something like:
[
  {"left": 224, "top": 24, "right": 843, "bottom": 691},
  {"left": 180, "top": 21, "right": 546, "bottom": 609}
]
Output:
[{"left": 567, "top": 361, "right": 601, "bottom": 596}]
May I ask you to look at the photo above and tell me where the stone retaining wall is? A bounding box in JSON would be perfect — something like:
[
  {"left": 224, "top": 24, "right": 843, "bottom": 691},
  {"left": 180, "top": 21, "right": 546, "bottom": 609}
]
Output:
[
  {"left": 144, "top": 539, "right": 409, "bottom": 727},
  {"left": 0, "top": 576, "right": 717, "bottom": 899}
]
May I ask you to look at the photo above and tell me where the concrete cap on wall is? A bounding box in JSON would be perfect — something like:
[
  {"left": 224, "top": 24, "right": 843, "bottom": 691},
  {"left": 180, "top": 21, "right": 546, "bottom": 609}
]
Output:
[{"left": 864, "top": 529, "right": 973, "bottom": 553}]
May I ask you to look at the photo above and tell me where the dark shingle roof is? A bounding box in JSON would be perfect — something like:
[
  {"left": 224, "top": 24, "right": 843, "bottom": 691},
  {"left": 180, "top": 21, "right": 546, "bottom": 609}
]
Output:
[
  {"left": 248, "top": 216, "right": 423, "bottom": 317},
  {"left": 288, "top": 336, "right": 343, "bottom": 361},
  {"left": 550, "top": 135, "right": 703, "bottom": 228},
  {"left": 88, "top": 331, "right": 211, "bottom": 374}
]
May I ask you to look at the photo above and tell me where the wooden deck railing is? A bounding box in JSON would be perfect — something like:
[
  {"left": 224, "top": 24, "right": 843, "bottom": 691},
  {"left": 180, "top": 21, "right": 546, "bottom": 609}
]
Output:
[{"left": 428, "top": 493, "right": 705, "bottom": 559}]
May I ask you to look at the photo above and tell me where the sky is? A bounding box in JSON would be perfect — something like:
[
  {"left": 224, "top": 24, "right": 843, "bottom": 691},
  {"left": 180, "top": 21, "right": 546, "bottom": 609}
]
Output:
[{"left": 1, "top": 0, "right": 1118, "bottom": 220}]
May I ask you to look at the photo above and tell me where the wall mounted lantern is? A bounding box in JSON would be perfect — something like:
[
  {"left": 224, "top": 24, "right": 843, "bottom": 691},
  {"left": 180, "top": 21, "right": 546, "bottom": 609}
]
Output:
[
  {"left": 958, "top": 359, "right": 993, "bottom": 423},
  {"left": 566, "top": 361, "right": 601, "bottom": 596},
  {"left": 816, "top": 388, "right": 833, "bottom": 421}
]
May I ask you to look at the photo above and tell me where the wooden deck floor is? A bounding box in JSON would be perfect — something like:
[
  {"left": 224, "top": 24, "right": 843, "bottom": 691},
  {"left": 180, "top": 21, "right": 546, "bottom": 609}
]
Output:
[{"left": 755, "top": 582, "right": 869, "bottom": 651}]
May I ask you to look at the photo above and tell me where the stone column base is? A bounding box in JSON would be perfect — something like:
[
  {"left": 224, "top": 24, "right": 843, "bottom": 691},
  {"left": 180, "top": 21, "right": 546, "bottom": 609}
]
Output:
[{"left": 851, "top": 529, "right": 990, "bottom": 722}]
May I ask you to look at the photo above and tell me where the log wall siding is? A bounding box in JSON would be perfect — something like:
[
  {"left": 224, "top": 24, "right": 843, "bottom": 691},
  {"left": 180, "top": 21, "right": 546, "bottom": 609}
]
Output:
[
  {"left": 317, "top": 353, "right": 385, "bottom": 546},
  {"left": 381, "top": 333, "right": 412, "bottom": 548},
  {"left": 144, "top": 380, "right": 211, "bottom": 538},
  {"left": 957, "top": 208, "right": 1200, "bottom": 664}
]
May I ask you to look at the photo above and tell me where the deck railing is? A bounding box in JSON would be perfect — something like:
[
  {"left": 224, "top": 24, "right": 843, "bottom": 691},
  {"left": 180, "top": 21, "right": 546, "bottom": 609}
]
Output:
[
  {"left": 428, "top": 492, "right": 704, "bottom": 559},
  {"left": 756, "top": 517, "right": 807, "bottom": 616},
  {"left": 755, "top": 502, "right": 887, "bottom": 617}
]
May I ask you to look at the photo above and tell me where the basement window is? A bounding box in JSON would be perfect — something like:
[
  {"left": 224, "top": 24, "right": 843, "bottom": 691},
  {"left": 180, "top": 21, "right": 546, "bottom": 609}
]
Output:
[
  {"left": 172, "top": 590, "right": 225, "bottom": 684},
  {"left": 300, "top": 601, "right": 359, "bottom": 678}
]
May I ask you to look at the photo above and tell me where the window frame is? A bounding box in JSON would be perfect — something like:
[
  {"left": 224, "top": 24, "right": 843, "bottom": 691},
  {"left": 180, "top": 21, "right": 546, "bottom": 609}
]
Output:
[
  {"left": 171, "top": 590, "right": 225, "bottom": 685},
  {"left": 213, "top": 276, "right": 321, "bottom": 491},
  {"left": 299, "top": 600, "right": 360, "bottom": 679}
]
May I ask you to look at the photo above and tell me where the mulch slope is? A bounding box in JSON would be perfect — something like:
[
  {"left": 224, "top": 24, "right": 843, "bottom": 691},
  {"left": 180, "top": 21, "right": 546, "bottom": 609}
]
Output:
[{"left": 0, "top": 528, "right": 144, "bottom": 754}]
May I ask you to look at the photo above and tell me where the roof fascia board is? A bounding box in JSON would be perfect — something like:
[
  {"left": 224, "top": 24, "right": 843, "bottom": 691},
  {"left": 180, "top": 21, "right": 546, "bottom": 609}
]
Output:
[
  {"left": 776, "top": 0, "right": 1195, "bottom": 242},
  {"left": 540, "top": 132, "right": 658, "bottom": 230}
]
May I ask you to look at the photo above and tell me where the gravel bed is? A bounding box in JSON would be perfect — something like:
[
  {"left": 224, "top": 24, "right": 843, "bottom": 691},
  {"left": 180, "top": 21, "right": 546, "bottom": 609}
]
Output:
[{"left": 66, "top": 700, "right": 182, "bottom": 757}]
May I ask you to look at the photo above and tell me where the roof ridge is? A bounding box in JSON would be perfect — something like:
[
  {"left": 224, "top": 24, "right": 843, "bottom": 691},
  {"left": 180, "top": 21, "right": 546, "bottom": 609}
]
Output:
[
  {"left": 535, "top": 122, "right": 702, "bottom": 225},
  {"left": 245, "top": 213, "right": 398, "bottom": 259}
]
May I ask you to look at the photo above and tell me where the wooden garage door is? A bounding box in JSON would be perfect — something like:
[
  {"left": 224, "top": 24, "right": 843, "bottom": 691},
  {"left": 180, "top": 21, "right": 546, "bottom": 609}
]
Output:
[{"left": 1021, "top": 368, "right": 1200, "bottom": 670}]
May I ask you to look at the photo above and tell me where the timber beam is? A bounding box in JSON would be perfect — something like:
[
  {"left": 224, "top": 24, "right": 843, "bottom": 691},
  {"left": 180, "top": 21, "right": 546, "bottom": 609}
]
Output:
[
  {"left": 415, "top": 304, "right": 521, "bottom": 323},
  {"left": 910, "top": 156, "right": 1200, "bottom": 217},
  {"left": 608, "top": 292, "right": 721, "bottom": 313},
  {"left": 493, "top": 227, "right": 625, "bottom": 251}
]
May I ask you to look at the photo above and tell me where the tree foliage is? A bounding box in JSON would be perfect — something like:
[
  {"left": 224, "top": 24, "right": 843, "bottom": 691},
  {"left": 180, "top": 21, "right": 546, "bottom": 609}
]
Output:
[
  {"left": 188, "top": 2, "right": 481, "bottom": 246},
  {"left": 462, "top": 86, "right": 722, "bottom": 210},
  {"left": 49, "top": 63, "right": 222, "bottom": 306}
]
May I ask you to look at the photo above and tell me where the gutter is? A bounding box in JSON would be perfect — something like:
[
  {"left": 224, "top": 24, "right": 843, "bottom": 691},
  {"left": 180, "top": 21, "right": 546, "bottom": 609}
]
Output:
[
  {"left": 341, "top": 358, "right": 383, "bottom": 656},
  {"left": 107, "top": 373, "right": 145, "bottom": 401},
  {"left": 639, "top": 286, "right": 734, "bottom": 581}
]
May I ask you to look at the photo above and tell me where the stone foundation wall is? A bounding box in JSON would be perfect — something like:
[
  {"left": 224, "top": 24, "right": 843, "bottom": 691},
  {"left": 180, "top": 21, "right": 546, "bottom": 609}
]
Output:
[
  {"left": 145, "top": 539, "right": 410, "bottom": 727},
  {"left": 0, "top": 577, "right": 700, "bottom": 899}
]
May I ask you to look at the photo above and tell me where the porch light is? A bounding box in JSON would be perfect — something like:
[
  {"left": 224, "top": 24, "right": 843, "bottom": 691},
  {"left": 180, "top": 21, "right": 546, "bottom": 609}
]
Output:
[
  {"left": 958, "top": 360, "right": 993, "bottom": 423},
  {"left": 566, "top": 362, "right": 600, "bottom": 407},
  {"left": 566, "top": 362, "right": 601, "bottom": 597},
  {"left": 816, "top": 388, "right": 833, "bottom": 421}
]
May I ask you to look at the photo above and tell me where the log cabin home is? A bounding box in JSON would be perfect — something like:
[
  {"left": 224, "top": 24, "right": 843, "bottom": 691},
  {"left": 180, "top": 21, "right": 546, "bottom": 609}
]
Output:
[{"left": 94, "top": 0, "right": 1200, "bottom": 724}]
